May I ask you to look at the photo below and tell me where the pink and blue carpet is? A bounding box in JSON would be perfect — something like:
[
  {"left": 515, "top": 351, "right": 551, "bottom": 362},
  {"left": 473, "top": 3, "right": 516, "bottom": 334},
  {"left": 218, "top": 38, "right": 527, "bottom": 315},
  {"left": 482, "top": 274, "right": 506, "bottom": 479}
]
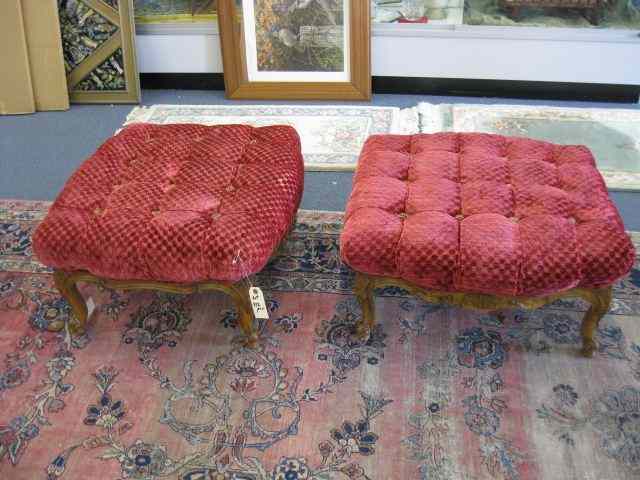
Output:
[{"left": 1, "top": 200, "right": 639, "bottom": 479}]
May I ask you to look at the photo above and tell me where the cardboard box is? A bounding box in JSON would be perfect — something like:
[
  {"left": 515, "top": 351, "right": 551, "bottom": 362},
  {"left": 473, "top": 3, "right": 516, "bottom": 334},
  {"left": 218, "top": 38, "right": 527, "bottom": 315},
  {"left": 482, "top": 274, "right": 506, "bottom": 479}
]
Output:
[
  {"left": 0, "top": 0, "right": 35, "bottom": 115},
  {"left": 0, "top": 0, "right": 69, "bottom": 115},
  {"left": 21, "top": 0, "right": 70, "bottom": 111}
]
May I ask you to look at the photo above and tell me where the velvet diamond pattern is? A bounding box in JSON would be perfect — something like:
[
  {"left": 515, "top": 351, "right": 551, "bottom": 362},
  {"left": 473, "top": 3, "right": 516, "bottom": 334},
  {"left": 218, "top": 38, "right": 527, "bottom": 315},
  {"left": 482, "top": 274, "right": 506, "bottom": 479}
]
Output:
[
  {"left": 32, "top": 123, "right": 304, "bottom": 282},
  {"left": 341, "top": 133, "right": 635, "bottom": 296}
]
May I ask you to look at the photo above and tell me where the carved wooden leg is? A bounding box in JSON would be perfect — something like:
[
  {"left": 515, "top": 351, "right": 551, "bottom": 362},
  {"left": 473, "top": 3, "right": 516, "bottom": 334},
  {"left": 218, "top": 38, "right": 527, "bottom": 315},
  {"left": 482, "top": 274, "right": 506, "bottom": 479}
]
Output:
[
  {"left": 53, "top": 270, "right": 88, "bottom": 335},
  {"left": 354, "top": 273, "right": 375, "bottom": 341},
  {"left": 228, "top": 283, "right": 258, "bottom": 348},
  {"left": 580, "top": 286, "right": 612, "bottom": 358}
]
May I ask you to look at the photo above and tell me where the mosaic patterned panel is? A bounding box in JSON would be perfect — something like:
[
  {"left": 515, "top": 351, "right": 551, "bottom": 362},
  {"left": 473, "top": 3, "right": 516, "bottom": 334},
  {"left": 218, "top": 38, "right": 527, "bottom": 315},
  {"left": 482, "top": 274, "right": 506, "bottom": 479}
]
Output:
[
  {"left": 58, "top": 0, "right": 119, "bottom": 73},
  {"left": 75, "top": 48, "right": 127, "bottom": 91}
]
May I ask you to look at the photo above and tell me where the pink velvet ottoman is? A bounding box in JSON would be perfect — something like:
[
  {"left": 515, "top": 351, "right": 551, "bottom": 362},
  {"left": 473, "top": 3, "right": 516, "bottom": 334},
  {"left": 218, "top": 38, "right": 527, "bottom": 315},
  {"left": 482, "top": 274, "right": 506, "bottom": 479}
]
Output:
[
  {"left": 340, "top": 133, "right": 635, "bottom": 357},
  {"left": 33, "top": 123, "right": 304, "bottom": 345}
]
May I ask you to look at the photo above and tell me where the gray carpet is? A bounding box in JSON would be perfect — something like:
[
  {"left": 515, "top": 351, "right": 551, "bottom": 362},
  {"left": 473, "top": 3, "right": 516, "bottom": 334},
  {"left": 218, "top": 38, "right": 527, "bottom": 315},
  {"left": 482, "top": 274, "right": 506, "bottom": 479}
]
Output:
[{"left": 1, "top": 90, "right": 639, "bottom": 228}]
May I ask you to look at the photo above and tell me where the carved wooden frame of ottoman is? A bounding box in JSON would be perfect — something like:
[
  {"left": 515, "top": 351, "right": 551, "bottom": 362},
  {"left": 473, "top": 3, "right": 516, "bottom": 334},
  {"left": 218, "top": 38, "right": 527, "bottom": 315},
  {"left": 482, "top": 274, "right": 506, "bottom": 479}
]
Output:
[
  {"left": 353, "top": 273, "right": 613, "bottom": 358},
  {"left": 52, "top": 270, "right": 259, "bottom": 347},
  {"left": 49, "top": 220, "right": 301, "bottom": 348}
]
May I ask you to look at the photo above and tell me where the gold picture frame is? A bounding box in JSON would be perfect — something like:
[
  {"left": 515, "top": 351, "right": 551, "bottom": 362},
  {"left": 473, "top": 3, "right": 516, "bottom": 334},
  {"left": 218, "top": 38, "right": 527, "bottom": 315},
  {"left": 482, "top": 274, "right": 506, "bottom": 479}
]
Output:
[
  {"left": 59, "top": 0, "right": 140, "bottom": 103},
  {"left": 217, "top": 0, "right": 371, "bottom": 100}
]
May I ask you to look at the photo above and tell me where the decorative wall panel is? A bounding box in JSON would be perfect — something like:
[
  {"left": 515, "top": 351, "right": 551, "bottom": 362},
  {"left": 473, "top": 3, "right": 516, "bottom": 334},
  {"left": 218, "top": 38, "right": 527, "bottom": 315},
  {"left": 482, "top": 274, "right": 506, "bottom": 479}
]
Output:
[{"left": 59, "top": 0, "right": 140, "bottom": 103}]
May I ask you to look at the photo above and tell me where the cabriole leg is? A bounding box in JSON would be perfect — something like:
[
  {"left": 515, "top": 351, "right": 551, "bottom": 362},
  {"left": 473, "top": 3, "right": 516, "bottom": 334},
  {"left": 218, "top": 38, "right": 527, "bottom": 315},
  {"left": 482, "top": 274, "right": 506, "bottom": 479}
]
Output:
[
  {"left": 53, "top": 270, "right": 88, "bottom": 335},
  {"left": 580, "top": 286, "right": 613, "bottom": 358},
  {"left": 228, "top": 283, "right": 258, "bottom": 348},
  {"left": 354, "top": 273, "right": 375, "bottom": 341}
]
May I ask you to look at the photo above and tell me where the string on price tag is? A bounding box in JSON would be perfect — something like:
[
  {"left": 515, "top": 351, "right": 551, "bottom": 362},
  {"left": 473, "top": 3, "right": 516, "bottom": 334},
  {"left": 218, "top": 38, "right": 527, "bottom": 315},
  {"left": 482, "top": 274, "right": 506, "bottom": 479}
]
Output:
[{"left": 232, "top": 249, "right": 269, "bottom": 320}]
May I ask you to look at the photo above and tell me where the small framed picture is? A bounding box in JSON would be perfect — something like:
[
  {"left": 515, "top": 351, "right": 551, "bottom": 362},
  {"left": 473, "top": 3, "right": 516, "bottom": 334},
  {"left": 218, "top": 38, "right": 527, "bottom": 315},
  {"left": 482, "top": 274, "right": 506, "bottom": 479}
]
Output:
[{"left": 217, "top": 0, "right": 371, "bottom": 100}]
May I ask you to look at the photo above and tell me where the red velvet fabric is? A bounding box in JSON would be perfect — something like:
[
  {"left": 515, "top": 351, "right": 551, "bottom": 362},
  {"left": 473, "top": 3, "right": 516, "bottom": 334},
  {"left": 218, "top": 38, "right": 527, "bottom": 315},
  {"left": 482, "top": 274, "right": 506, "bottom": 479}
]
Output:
[
  {"left": 33, "top": 123, "right": 304, "bottom": 283},
  {"left": 341, "top": 133, "right": 635, "bottom": 296}
]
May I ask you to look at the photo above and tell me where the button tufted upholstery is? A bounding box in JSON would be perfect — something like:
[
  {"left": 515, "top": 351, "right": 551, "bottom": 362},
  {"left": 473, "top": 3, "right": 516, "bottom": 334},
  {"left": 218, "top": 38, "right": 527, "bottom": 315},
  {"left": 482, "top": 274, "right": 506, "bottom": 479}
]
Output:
[
  {"left": 33, "top": 123, "right": 304, "bottom": 283},
  {"left": 341, "top": 133, "right": 635, "bottom": 297}
]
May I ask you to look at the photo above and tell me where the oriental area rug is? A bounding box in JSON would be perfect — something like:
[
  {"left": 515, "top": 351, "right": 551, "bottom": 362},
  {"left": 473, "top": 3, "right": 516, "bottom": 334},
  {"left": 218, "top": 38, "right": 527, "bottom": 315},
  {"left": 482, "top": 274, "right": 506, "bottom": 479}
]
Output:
[
  {"left": 124, "top": 105, "right": 420, "bottom": 171},
  {"left": 1, "top": 200, "right": 640, "bottom": 480},
  {"left": 419, "top": 102, "right": 640, "bottom": 192}
]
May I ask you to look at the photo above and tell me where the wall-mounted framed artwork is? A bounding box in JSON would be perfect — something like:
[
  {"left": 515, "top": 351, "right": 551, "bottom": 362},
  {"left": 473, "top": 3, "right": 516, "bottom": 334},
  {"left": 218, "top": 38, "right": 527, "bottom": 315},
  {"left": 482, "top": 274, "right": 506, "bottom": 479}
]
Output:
[
  {"left": 133, "top": 0, "right": 217, "bottom": 24},
  {"left": 59, "top": 0, "right": 140, "bottom": 103},
  {"left": 217, "top": 0, "right": 371, "bottom": 100}
]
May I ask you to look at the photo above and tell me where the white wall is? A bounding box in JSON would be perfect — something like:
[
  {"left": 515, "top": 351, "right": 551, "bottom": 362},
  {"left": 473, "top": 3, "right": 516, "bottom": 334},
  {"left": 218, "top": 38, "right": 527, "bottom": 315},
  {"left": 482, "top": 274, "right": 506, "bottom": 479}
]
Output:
[
  {"left": 136, "top": 32, "right": 223, "bottom": 73},
  {"left": 135, "top": 23, "right": 640, "bottom": 85}
]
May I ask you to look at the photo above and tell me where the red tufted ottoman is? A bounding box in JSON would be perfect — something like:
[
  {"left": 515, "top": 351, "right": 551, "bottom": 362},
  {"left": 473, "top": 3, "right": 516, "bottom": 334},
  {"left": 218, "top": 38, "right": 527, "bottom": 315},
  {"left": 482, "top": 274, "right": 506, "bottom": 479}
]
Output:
[
  {"left": 33, "top": 123, "right": 304, "bottom": 346},
  {"left": 340, "top": 133, "right": 635, "bottom": 357}
]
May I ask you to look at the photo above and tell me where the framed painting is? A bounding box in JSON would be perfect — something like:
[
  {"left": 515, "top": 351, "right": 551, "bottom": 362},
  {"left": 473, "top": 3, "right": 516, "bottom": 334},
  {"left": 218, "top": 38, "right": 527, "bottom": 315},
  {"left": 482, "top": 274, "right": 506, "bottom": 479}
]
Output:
[
  {"left": 134, "top": 0, "right": 217, "bottom": 24},
  {"left": 217, "top": 0, "right": 371, "bottom": 100},
  {"left": 59, "top": 0, "right": 140, "bottom": 103}
]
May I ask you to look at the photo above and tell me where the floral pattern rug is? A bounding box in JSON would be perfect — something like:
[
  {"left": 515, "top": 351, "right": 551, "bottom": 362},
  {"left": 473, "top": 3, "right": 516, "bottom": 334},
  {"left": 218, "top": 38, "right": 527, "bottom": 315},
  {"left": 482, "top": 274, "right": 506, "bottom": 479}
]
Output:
[
  {"left": 419, "top": 102, "right": 640, "bottom": 192},
  {"left": 1, "top": 200, "right": 640, "bottom": 480},
  {"left": 124, "top": 105, "right": 420, "bottom": 171}
]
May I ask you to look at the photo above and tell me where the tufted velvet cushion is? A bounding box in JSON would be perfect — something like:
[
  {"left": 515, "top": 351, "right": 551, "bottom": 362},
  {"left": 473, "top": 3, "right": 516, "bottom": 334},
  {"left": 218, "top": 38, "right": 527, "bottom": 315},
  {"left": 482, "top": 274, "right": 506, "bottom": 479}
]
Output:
[
  {"left": 341, "top": 133, "right": 635, "bottom": 297},
  {"left": 33, "top": 123, "right": 304, "bottom": 283}
]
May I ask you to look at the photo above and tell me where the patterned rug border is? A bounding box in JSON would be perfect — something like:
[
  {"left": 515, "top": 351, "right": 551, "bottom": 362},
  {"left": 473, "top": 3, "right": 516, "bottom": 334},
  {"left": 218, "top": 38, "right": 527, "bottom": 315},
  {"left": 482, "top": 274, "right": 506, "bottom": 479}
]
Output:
[{"left": 418, "top": 102, "right": 640, "bottom": 192}]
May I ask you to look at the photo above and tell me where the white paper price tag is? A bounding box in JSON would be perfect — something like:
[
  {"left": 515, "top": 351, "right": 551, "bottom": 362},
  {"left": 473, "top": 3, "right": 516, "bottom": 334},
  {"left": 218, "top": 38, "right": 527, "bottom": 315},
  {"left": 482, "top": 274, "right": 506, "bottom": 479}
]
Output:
[
  {"left": 249, "top": 287, "right": 269, "bottom": 319},
  {"left": 87, "top": 297, "right": 96, "bottom": 318}
]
